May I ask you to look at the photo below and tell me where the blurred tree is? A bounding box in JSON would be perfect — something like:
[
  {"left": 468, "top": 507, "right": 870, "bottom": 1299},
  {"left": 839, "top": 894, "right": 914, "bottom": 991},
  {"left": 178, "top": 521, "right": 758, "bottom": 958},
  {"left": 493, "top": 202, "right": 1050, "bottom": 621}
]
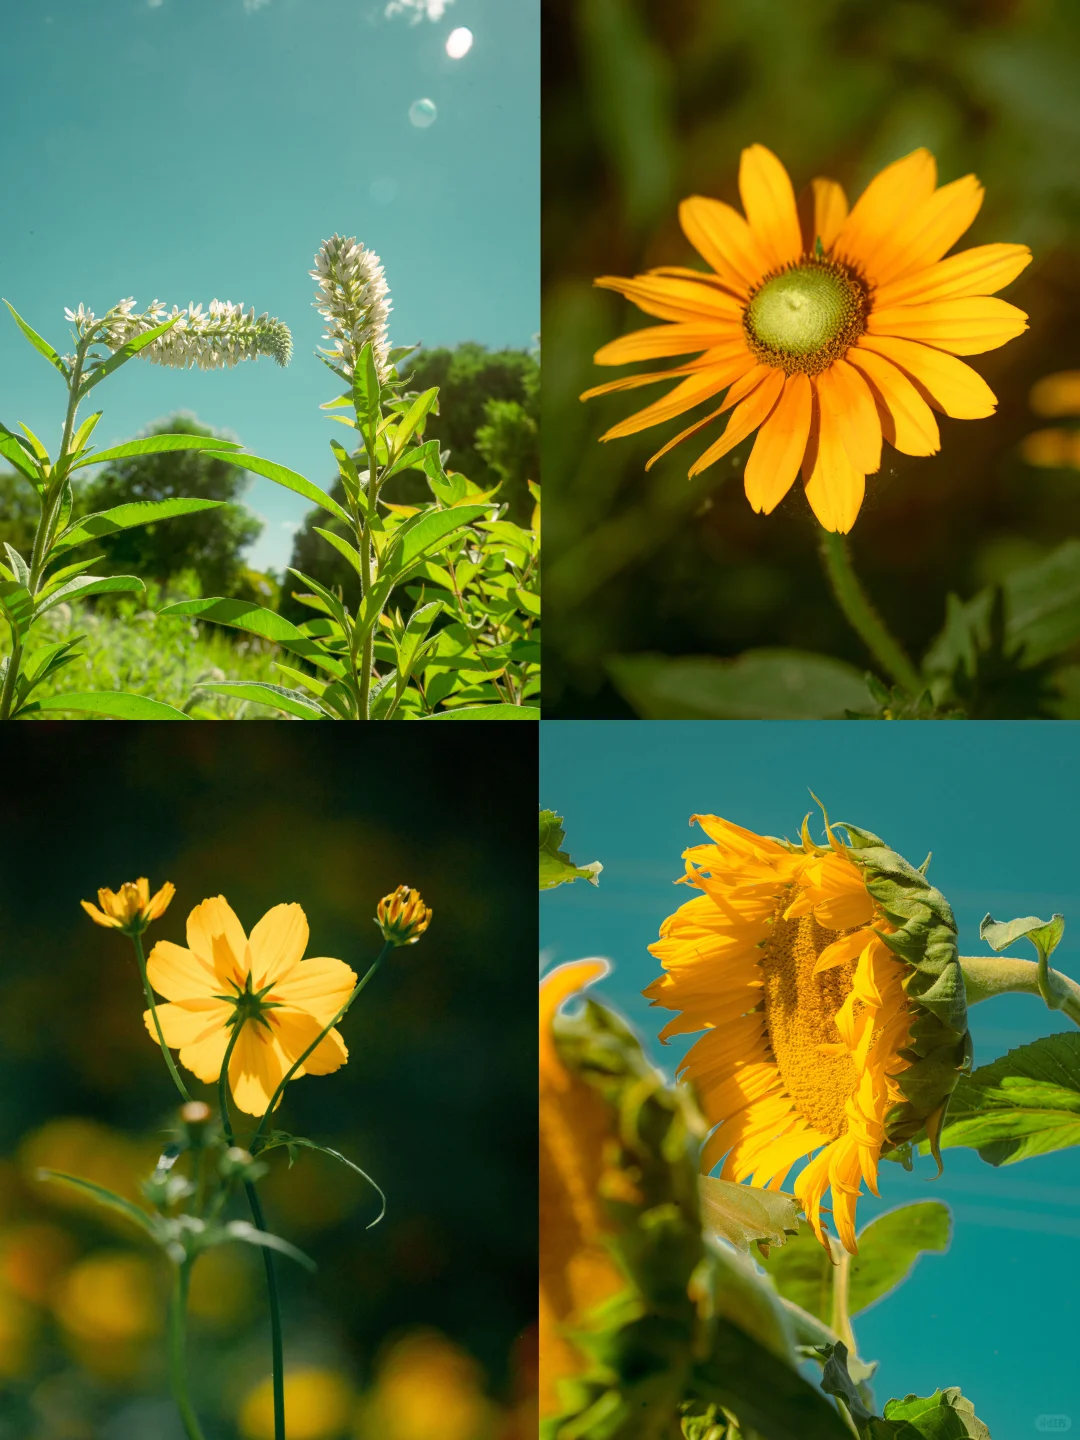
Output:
[
  {"left": 75, "top": 413, "right": 262, "bottom": 599},
  {"left": 0, "top": 469, "right": 38, "bottom": 557}
]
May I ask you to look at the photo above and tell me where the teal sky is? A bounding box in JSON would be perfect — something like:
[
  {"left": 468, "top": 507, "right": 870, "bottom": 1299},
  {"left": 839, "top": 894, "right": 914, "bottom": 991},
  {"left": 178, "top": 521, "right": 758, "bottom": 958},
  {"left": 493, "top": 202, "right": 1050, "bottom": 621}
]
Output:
[
  {"left": 541, "top": 722, "right": 1080, "bottom": 1440},
  {"left": 0, "top": 0, "right": 537, "bottom": 572}
]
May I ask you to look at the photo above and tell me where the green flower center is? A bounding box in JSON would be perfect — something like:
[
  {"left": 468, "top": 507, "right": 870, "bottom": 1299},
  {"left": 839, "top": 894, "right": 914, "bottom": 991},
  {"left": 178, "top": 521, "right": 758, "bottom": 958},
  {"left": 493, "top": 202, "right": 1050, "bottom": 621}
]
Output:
[{"left": 744, "top": 259, "right": 869, "bottom": 376}]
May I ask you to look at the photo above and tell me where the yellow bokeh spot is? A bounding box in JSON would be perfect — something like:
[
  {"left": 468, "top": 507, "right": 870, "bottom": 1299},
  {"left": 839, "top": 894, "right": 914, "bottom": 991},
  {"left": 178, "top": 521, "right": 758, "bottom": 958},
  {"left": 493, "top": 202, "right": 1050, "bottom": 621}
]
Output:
[
  {"left": 187, "top": 1244, "right": 254, "bottom": 1329},
  {"left": 19, "top": 1118, "right": 149, "bottom": 1224},
  {"left": 53, "top": 1251, "right": 160, "bottom": 1344},
  {"left": 1030, "top": 370, "right": 1080, "bottom": 417},
  {"left": 0, "top": 1288, "right": 39, "bottom": 1378},
  {"left": 360, "top": 1331, "right": 497, "bottom": 1440},
  {"left": 1021, "top": 426, "right": 1080, "bottom": 469},
  {"left": 0, "top": 1222, "right": 76, "bottom": 1304},
  {"left": 239, "top": 1367, "right": 355, "bottom": 1440}
]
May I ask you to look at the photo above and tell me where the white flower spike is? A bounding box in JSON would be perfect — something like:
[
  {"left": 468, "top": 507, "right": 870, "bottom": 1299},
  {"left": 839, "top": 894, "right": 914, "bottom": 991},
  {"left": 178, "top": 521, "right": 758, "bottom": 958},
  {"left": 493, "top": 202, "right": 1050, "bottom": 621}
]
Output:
[{"left": 311, "top": 234, "right": 392, "bottom": 384}]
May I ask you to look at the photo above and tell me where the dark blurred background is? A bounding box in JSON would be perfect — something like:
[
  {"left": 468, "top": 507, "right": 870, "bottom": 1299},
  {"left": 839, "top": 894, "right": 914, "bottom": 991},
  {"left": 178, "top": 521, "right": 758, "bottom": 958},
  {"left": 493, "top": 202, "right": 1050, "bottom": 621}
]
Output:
[
  {"left": 0, "top": 727, "right": 536, "bottom": 1440},
  {"left": 543, "top": 0, "right": 1080, "bottom": 716}
]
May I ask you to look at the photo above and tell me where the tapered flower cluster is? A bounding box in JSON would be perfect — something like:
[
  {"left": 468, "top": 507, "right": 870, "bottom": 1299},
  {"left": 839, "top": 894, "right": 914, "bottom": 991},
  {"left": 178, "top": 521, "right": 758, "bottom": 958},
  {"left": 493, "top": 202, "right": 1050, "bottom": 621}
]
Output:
[
  {"left": 311, "top": 234, "right": 392, "bottom": 382},
  {"left": 65, "top": 297, "right": 293, "bottom": 370}
]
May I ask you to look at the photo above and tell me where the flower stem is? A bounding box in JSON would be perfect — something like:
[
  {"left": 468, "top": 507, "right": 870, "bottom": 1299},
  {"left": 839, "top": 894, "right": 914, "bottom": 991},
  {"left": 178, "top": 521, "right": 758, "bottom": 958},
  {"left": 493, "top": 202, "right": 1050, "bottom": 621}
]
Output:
[
  {"left": 959, "top": 955, "right": 1080, "bottom": 1027},
  {"left": 249, "top": 940, "right": 395, "bottom": 1155},
  {"left": 131, "top": 933, "right": 192, "bottom": 1103},
  {"left": 817, "top": 530, "right": 923, "bottom": 695},
  {"left": 168, "top": 1261, "right": 207, "bottom": 1440}
]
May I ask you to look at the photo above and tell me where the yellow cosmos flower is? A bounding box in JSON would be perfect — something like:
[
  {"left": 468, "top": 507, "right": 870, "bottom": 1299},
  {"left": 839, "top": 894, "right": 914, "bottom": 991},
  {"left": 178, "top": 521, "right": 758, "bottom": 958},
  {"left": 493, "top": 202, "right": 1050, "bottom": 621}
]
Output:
[
  {"left": 81, "top": 878, "right": 175, "bottom": 933},
  {"left": 585, "top": 145, "right": 1031, "bottom": 532},
  {"left": 376, "top": 885, "right": 432, "bottom": 946},
  {"left": 144, "top": 896, "right": 357, "bottom": 1116},
  {"left": 645, "top": 810, "right": 969, "bottom": 1254},
  {"left": 539, "top": 958, "right": 625, "bottom": 1420}
]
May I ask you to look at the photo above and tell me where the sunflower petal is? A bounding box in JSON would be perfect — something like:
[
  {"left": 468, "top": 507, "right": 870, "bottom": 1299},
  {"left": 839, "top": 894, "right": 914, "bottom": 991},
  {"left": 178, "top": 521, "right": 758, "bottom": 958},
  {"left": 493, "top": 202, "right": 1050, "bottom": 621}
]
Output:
[
  {"left": 679, "top": 196, "right": 769, "bottom": 295},
  {"left": 832, "top": 149, "right": 937, "bottom": 279},
  {"left": 743, "top": 372, "right": 812, "bottom": 515},
  {"left": 873, "top": 242, "right": 1032, "bottom": 308},
  {"left": 738, "top": 144, "right": 803, "bottom": 272},
  {"left": 801, "top": 381, "right": 867, "bottom": 533},
  {"left": 688, "top": 367, "right": 786, "bottom": 477},
  {"left": 857, "top": 334, "right": 997, "bottom": 419},
  {"left": 847, "top": 346, "right": 941, "bottom": 455},
  {"left": 868, "top": 296, "right": 1028, "bottom": 355}
]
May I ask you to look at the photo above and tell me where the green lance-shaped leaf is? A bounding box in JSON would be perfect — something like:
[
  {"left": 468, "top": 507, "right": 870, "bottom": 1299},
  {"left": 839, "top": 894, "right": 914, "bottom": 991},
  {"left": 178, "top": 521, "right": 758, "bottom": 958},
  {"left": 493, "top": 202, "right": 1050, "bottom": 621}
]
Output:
[
  {"left": 388, "top": 386, "right": 438, "bottom": 459},
  {"left": 36, "top": 557, "right": 99, "bottom": 600},
  {"left": 19, "top": 691, "right": 192, "bottom": 719},
  {"left": 352, "top": 340, "right": 382, "bottom": 438},
  {"left": 0, "top": 581, "right": 35, "bottom": 642},
  {"left": 34, "top": 574, "right": 145, "bottom": 617},
  {"left": 928, "top": 1030, "right": 1080, "bottom": 1166},
  {"left": 220, "top": 1220, "right": 317, "bottom": 1272},
  {"left": 255, "top": 1133, "right": 386, "bottom": 1227},
  {"left": 77, "top": 315, "right": 181, "bottom": 397},
  {"left": 159, "top": 598, "right": 345, "bottom": 676},
  {"left": 539, "top": 808, "right": 602, "bottom": 890},
  {"left": 2, "top": 300, "right": 70, "bottom": 379},
  {"left": 313, "top": 526, "right": 364, "bottom": 577},
  {"left": 199, "top": 451, "right": 351, "bottom": 525},
  {"left": 202, "top": 681, "right": 331, "bottom": 720},
  {"left": 69, "top": 432, "right": 243, "bottom": 471},
  {"left": 698, "top": 1175, "right": 801, "bottom": 1256},
  {"left": 36, "top": 1169, "right": 161, "bottom": 1240},
  {"left": 421, "top": 703, "right": 540, "bottom": 720},
  {"left": 65, "top": 409, "right": 103, "bottom": 463},
  {"left": 0, "top": 422, "right": 46, "bottom": 488},
  {"left": 3, "top": 544, "right": 30, "bottom": 589},
  {"left": 383, "top": 504, "right": 491, "bottom": 577},
  {"left": 18, "top": 423, "right": 50, "bottom": 464},
  {"left": 51, "top": 498, "right": 227, "bottom": 554}
]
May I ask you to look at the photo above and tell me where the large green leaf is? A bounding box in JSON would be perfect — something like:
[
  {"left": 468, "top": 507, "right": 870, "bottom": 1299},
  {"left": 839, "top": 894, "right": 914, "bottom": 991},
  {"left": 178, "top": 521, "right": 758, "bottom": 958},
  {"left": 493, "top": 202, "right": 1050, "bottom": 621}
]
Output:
[
  {"left": 421, "top": 702, "right": 540, "bottom": 719},
  {"left": 757, "top": 1221, "right": 835, "bottom": 1325},
  {"left": 539, "top": 808, "right": 602, "bottom": 890},
  {"left": 0, "top": 422, "right": 45, "bottom": 485},
  {"left": 202, "top": 682, "right": 329, "bottom": 720},
  {"left": 609, "top": 649, "right": 875, "bottom": 719},
  {"left": 878, "top": 1389, "right": 990, "bottom": 1439},
  {"left": 34, "top": 574, "right": 144, "bottom": 617},
  {"left": 70, "top": 433, "right": 242, "bottom": 470},
  {"left": 931, "top": 1031, "right": 1080, "bottom": 1165},
  {"left": 202, "top": 451, "right": 351, "bottom": 525},
  {"left": 22, "top": 691, "right": 190, "bottom": 719},
  {"left": 160, "top": 597, "right": 307, "bottom": 645},
  {"left": 848, "top": 1202, "right": 951, "bottom": 1317},
  {"left": 2, "top": 300, "right": 70, "bottom": 379},
  {"left": 52, "top": 498, "right": 225, "bottom": 552},
  {"left": 386, "top": 504, "right": 490, "bottom": 573},
  {"left": 698, "top": 1176, "right": 801, "bottom": 1255}
]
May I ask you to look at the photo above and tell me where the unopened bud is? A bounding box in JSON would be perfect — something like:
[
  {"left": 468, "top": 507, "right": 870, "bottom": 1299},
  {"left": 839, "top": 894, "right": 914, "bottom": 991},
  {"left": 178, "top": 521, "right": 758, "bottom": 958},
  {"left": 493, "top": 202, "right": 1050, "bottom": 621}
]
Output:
[{"left": 376, "top": 885, "right": 432, "bottom": 946}]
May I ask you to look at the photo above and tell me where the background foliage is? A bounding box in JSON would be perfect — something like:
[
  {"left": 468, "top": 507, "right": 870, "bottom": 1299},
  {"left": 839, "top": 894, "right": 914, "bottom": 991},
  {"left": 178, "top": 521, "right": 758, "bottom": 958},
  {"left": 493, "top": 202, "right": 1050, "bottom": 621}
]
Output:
[
  {"left": 543, "top": 0, "right": 1080, "bottom": 717},
  {"left": 0, "top": 728, "right": 536, "bottom": 1439}
]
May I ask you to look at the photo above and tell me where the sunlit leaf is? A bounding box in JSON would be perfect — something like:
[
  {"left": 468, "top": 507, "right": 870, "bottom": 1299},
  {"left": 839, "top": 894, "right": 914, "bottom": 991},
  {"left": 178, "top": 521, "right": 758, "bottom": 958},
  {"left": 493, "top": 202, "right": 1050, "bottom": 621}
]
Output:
[{"left": 539, "top": 809, "right": 602, "bottom": 889}]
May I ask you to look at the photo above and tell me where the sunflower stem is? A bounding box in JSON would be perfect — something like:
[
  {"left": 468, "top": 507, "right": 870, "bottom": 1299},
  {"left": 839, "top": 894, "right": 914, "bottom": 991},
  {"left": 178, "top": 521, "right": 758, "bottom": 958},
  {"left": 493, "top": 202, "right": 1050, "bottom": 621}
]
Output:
[
  {"left": 249, "top": 940, "right": 395, "bottom": 1155},
  {"left": 167, "top": 1260, "right": 207, "bottom": 1440},
  {"left": 131, "top": 933, "right": 192, "bottom": 1104},
  {"left": 959, "top": 955, "right": 1080, "bottom": 1027},
  {"left": 817, "top": 530, "right": 924, "bottom": 696}
]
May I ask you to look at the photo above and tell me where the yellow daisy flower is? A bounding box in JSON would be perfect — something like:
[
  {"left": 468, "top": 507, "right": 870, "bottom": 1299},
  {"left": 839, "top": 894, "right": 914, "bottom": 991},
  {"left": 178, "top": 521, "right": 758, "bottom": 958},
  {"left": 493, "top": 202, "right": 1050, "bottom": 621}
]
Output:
[
  {"left": 645, "top": 810, "right": 969, "bottom": 1253},
  {"left": 81, "top": 878, "right": 175, "bottom": 933},
  {"left": 585, "top": 145, "right": 1031, "bottom": 532},
  {"left": 143, "top": 896, "right": 357, "bottom": 1116}
]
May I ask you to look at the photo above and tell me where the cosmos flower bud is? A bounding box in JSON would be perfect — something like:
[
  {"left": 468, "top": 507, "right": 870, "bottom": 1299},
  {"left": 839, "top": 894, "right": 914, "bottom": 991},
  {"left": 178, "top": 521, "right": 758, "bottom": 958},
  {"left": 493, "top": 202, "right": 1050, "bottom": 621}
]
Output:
[
  {"left": 376, "top": 886, "right": 432, "bottom": 946},
  {"left": 311, "top": 234, "right": 392, "bottom": 383},
  {"left": 180, "top": 1102, "right": 212, "bottom": 1127},
  {"left": 81, "top": 878, "right": 175, "bottom": 935}
]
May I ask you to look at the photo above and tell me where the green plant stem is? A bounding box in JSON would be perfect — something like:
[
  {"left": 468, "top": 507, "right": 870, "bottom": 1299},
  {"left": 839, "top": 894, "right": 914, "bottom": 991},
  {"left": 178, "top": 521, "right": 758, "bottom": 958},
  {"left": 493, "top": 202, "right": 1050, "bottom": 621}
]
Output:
[
  {"left": 29, "top": 339, "right": 88, "bottom": 594},
  {"left": 0, "top": 621, "right": 21, "bottom": 722},
  {"left": 131, "top": 932, "right": 192, "bottom": 1103},
  {"left": 168, "top": 1261, "right": 207, "bottom": 1440},
  {"left": 959, "top": 955, "right": 1080, "bottom": 1026},
  {"left": 249, "top": 940, "right": 395, "bottom": 1154},
  {"left": 356, "top": 458, "right": 382, "bottom": 721},
  {"left": 817, "top": 530, "right": 923, "bottom": 695}
]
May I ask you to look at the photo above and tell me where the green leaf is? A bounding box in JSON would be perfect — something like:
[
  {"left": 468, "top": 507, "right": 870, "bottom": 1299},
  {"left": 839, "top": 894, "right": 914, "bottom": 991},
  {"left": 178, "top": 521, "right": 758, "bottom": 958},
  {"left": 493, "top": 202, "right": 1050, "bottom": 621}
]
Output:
[
  {"left": 386, "top": 504, "right": 490, "bottom": 574},
  {"left": 698, "top": 1176, "right": 801, "bottom": 1254},
  {"left": 158, "top": 598, "right": 344, "bottom": 675},
  {"left": 3, "top": 300, "right": 70, "bottom": 379},
  {"left": 980, "top": 911, "right": 1065, "bottom": 960},
  {"left": 219, "top": 1221, "right": 316, "bottom": 1272},
  {"left": 848, "top": 1202, "right": 951, "bottom": 1317},
  {"left": 37, "top": 557, "right": 99, "bottom": 599},
  {"left": 3, "top": 544, "right": 30, "bottom": 588},
  {"left": 818, "top": 1342, "right": 875, "bottom": 1430},
  {"left": 21, "top": 691, "right": 191, "bottom": 719},
  {"left": 931, "top": 1031, "right": 1080, "bottom": 1165},
  {"left": 70, "top": 432, "right": 242, "bottom": 471},
  {"left": 34, "top": 574, "right": 144, "bottom": 617},
  {"left": 352, "top": 340, "right": 382, "bottom": 435},
  {"left": 0, "top": 581, "right": 35, "bottom": 642},
  {"left": 202, "top": 682, "right": 329, "bottom": 720},
  {"left": 539, "top": 808, "right": 602, "bottom": 890},
  {"left": 52, "top": 498, "right": 226, "bottom": 553},
  {"left": 879, "top": 1389, "right": 990, "bottom": 1439},
  {"left": 254, "top": 1134, "right": 386, "bottom": 1227},
  {"left": 78, "top": 315, "right": 181, "bottom": 396},
  {"left": 313, "top": 526, "right": 364, "bottom": 577},
  {"left": 18, "top": 423, "right": 51, "bottom": 463},
  {"left": 422, "top": 703, "right": 540, "bottom": 719},
  {"left": 389, "top": 386, "right": 438, "bottom": 458},
  {"left": 198, "top": 451, "right": 351, "bottom": 525},
  {"left": 757, "top": 1221, "right": 835, "bottom": 1326},
  {"left": 35, "top": 1170, "right": 160, "bottom": 1239},
  {"left": 609, "top": 649, "right": 876, "bottom": 719},
  {"left": 0, "top": 422, "right": 45, "bottom": 487},
  {"left": 66, "top": 409, "right": 103, "bottom": 461}
]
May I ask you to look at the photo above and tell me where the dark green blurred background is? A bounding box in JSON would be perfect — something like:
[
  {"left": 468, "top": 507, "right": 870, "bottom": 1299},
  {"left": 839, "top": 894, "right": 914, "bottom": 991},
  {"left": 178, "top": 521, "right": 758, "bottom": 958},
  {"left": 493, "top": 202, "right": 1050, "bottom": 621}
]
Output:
[
  {"left": 0, "top": 727, "right": 536, "bottom": 1440},
  {"left": 544, "top": 0, "right": 1080, "bottom": 716}
]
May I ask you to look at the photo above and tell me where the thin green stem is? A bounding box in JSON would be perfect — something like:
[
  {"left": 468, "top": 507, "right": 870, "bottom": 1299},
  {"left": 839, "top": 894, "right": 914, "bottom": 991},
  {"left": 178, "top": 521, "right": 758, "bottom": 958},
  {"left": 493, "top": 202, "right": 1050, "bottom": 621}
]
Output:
[
  {"left": 168, "top": 1261, "right": 207, "bottom": 1440},
  {"left": 356, "top": 451, "right": 382, "bottom": 721},
  {"left": 0, "top": 619, "right": 21, "bottom": 722},
  {"left": 131, "top": 933, "right": 192, "bottom": 1103},
  {"left": 250, "top": 940, "right": 394, "bottom": 1154},
  {"left": 244, "top": 1179, "right": 286, "bottom": 1440},
  {"left": 217, "top": 1016, "right": 246, "bottom": 1147},
  {"left": 817, "top": 530, "right": 923, "bottom": 695},
  {"left": 959, "top": 955, "right": 1080, "bottom": 1027},
  {"left": 29, "top": 339, "right": 88, "bottom": 594}
]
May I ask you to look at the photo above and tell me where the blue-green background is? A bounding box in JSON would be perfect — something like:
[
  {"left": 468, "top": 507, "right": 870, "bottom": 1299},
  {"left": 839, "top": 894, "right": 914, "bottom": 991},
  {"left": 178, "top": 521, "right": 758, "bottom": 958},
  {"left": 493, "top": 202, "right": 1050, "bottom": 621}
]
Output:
[
  {"left": 541, "top": 721, "right": 1080, "bottom": 1439},
  {"left": 0, "top": 0, "right": 538, "bottom": 571}
]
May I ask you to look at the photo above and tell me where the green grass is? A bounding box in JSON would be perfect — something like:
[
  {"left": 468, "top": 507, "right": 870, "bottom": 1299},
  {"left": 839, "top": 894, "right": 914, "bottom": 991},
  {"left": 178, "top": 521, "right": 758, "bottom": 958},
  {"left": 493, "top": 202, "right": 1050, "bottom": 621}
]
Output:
[{"left": 28, "top": 592, "right": 283, "bottom": 719}]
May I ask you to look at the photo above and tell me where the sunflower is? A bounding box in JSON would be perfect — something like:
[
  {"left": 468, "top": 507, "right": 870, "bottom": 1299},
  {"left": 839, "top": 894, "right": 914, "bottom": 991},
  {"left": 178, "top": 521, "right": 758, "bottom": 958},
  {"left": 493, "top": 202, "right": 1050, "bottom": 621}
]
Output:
[
  {"left": 645, "top": 809, "right": 969, "bottom": 1252},
  {"left": 585, "top": 145, "right": 1031, "bottom": 532},
  {"left": 144, "top": 896, "right": 357, "bottom": 1116}
]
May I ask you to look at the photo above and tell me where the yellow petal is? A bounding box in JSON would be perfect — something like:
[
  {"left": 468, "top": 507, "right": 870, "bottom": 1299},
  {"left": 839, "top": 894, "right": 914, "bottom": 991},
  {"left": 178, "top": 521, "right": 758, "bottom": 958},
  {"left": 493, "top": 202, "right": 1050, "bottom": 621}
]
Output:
[
  {"left": 146, "top": 940, "right": 218, "bottom": 1002},
  {"left": 801, "top": 382, "right": 867, "bottom": 533},
  {"left": 229, "top": 1027, "right": 288, "bottom": 1117},
  {"left": 144, "top": 999, "right": 231, "bottom": 1049},
  {"left": 269, "top": 956, "right": 357, "bottom": 1024},
  {"left": 594, "top": 322, "right": 745, "bottom": 366},
  {"left": 832, "top": 149, "right": 937, "bottom": 280},
  {"left": 679, "top": 195, "right": 769, "bottom": 296},
  {"left": 595, "top": 273, "right": 744, "bottom": 324},
  {"left": 817, "top": 359, "right": 882, "bottom": 475},
  {"left": 689, "top": 367, "right": 786, "bottom": 477},
  {"left": 178, "top": 1027, "right": 233, "bottom": 1087},
  {"left": 857, "top": 334, "right": 997, "bottom": 420},
  {"left": 798, "top": 177, "right": 848, "bottom": 254},
  {"left": 847, "top": 346, "right": 941, "bottom": 455},
  {"left": 81, "top": 901, "right": 121, "bottom": 929},
  {"left": 186, "top": 896, "right": 249, "bottom": 985},
  {"left": 600, "top": 357, "right": 756, "bottom": 442},
  {"left": 873, "top": 174, "right": 984, "bottom": 287},
  {"left": 248, "top": 903, "right": 309, "bottom": 989},
  {"left": 743, "top": 371, "right": 812, "bottom": 515},
  {"left": 738, "top": 144, "right": 803, "bottom": 272},
  {"left": 868, "top": 296, "right": 1028, "bottom": 356},
  {"left": 274, "top": 1012, "right": 348, "bottom": 1076},
  {"left": 873, "top": 242, "right": 1032, "bottom": 308}
]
